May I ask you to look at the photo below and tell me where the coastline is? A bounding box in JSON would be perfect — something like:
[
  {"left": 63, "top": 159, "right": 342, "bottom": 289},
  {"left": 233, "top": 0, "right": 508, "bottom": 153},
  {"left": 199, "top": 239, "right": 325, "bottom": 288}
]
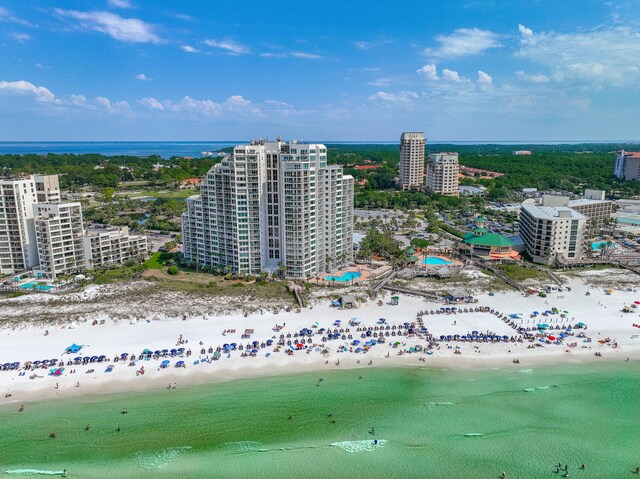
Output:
[{"left": 2, "top": 268, "right": 640, "bottom": 406}]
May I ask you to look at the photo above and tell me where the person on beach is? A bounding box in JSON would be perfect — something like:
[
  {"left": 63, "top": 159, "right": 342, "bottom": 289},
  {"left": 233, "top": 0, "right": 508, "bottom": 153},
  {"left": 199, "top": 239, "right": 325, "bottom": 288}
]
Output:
[
  {"left": 62, "top": 470, "right": 67, "bottom": 477},
  {"left": 18, "top": 404, "right": 24, "bottom": 412}
]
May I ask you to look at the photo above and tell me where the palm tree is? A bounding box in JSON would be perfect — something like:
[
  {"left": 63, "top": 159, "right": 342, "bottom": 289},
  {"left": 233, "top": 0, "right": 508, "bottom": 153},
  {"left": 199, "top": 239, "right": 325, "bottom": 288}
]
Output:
[
  {"left": 277, "top": 261, "right": 287, "bottom": 279},
  {"left": 325, "top": 255, "right": 333, "bottom": 273}
]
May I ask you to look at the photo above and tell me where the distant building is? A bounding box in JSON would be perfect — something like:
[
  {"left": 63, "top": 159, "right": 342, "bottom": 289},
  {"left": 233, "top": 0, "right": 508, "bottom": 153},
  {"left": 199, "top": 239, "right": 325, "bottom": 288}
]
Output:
[
  {"left": 614, "top": 150, "right": 640, "bottom": 180},
  {"left": 568, "top": 190, "right": 612, "bottom": 235},
  {"left": 33, "top": 202, "right": 86, "bottom": 279},
  {"left": 398, "top": 132, "right": 425, "bottom": 191},
  {"left": 182, "top": 139, "right": 354, "bottom": 279},
  {"left": 426, "top": 152, "right": 459, "bottom": 196},
  {"left": 84, "top": 226, "right": 148, "bottom": 270},
  {"left": 459, "top": 185, "right": 486, "bottom": 196},
  {"left": 519, "top": 202, "right": 587, "bottom": 264},
  {"left": 179, "top": 178, "right": 202, "bottom": 189},
  {"left": 459, "top": 165, "right": 504, "bottom": 179},
  {"left": 512, "top": 150, "right": 532, "bottom": 155}
]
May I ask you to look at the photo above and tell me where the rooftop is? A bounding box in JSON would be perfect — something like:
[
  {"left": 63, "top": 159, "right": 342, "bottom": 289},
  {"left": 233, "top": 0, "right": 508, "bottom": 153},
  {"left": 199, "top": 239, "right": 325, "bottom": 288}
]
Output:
[
  {"left": 463, "top": 232, "right": 514, "bottom": 248},
  {"left": 521, "top": 203, "right": 587, "bottom": 220}
]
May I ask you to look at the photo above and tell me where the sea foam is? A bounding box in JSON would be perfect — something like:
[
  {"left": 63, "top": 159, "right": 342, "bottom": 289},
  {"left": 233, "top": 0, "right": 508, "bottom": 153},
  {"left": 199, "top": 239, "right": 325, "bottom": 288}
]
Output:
[
  {"left": 331, "top": 439, "right": 387, "bottom": 453},
  {"left": 132, "top": 446, "right": 192, "bottom": 469}
]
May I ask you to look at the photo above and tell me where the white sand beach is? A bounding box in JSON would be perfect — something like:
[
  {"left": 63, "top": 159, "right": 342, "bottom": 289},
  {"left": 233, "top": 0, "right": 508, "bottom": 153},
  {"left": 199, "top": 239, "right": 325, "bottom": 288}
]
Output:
[{"left": 1, "top": 268, "right": 639, "bottom": 404}]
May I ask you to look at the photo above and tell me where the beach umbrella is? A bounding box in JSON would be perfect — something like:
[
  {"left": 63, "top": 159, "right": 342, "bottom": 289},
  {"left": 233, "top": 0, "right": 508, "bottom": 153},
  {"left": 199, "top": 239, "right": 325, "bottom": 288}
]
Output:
[
  {"left": 161, "top": 360, "right": 170, "bottom": 366},
  {"left": 440, "top": 335, "right": 445, "bottom": 340},
  {"left": 352, "top": 340, "right": 360, "bottom": 345},
  {"left": 253, "top": 340, "right": 259, "bottom": 345},
  {"left": 175, "top": 361, "right": 185, "bottom": 367},
  {"left": 251, "top": 349, "right": 258, "bottom": 354},
  {"left": 578, "top": 322, "right": 585, "bottom": 327},
  {"left": 33, "top": 360, "right": 41, "bottom": 365},
  {"left": 502, "top": 336, "right": 509, "bottom": 340},
  {"left": 548, "top": 336, "right": 556, "bottom": 341},
  {"left": 154, "top": 350, "right": 161, "bottom": 355},
  {"left": 266, "top": 340, "right": 273, "bottom": 346}
]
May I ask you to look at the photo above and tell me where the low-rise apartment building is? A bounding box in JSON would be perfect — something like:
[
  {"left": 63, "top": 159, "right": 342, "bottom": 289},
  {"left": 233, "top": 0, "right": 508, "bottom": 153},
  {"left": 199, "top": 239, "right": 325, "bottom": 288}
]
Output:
[{"left": 84, "top": 226, "right": 149, "bottom": 269}]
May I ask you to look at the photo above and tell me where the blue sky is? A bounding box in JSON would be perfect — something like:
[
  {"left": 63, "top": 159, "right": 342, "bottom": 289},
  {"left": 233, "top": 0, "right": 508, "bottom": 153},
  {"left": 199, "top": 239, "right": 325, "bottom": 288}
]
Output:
[{"left": 1, "top": 0, "right": 639, "bottom": 141}]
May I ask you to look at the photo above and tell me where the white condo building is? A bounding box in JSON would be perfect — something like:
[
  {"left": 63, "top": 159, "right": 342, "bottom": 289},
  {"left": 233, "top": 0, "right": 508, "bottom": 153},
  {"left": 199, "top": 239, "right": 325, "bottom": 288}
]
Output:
[
  {"left": 33, "top": 202, "right": 86, "bottom": 279},
  {"left": 519, "top": 201, "right": 587, "bottom": 264},
  {"left": 182, "top": 139, "right": 354, "bottom": 279},
  {"left": 0, "top": 175, "right": 60, "bottom": 275},
  {"left": 426, "top": 152, "right": 459, "bottom": 196},
  {"left": 0, "top": 174, "right": 148, "bottom": 279},
  {"left": 399, "top": 132, "right": 425, "bottom": 191},
  {"left": 84, "top": 226, "right": 148, "bottom": 270},
  {"left": 614, "top": 150, "right": 640, "bottom": 181}
]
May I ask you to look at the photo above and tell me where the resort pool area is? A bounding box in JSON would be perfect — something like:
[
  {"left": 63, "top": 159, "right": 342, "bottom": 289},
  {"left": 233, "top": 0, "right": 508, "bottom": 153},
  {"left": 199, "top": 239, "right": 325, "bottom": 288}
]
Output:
[
  {"left": 325, "top": 271, "right": 362, "bottom": 282},
  {"left": 422, "top": 256, "right": 453, "bottom": 265},
  {"left": 19, "top": 281, "right": 54, "bottom": 291},
  {"left": 592, "top": 241, "right": 617, "bottom": 251}
]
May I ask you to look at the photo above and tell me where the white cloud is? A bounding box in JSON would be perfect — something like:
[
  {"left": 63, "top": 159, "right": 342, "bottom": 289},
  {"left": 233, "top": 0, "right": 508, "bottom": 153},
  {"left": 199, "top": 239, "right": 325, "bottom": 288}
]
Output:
[
  {"left": 181, "top": 45, "right": 198, "bottom": 53},
  {"left": 54, "top": 9, "right": 162, "bottom": 43},
  {"left": 135, "top": 73, "right": 150, "bottom": 81},
  {"left": 354, "top": 41, "right": 374, "bottom": 50},
  {"left": 11, "top": 33, "right": 32, "bottom": 42},
  {"left": 108, "top": 0, "right": 133, "bottom": 8},
  {"left": 139, "top": 97, "right": 164, "bottom": 110},
  {"left": 417, "top": 63, "right": 438, "bottom": 80},
  {"left": 515, "top": 24, "right": 640, "bottom": 87},
  {"left": 368, "top": 90, "right": 418, "bottom": 104},
  {"left": 515, "top": 70, "right": 550, "bottom": 83},
  {"left": 260, "top": 51, "right": 323, "bottom": 60},
  {"left": 203, "top": 39, "right": 249, "bottom": 55},
  {"left": 0, "top": 80, "right": 58, "bottom": 103},
  {"left": 138, "top": 95, "right": 263, "bottom": 117},
  {"left": 290, "top": 51, "right": 322, "bottom": 59},
  {"left": 0, "top": 7, "right": 35, "bottom": 27},
  {"left": 425, "top": 28, "right": 500, "bottom": 59},
  {"left": 94, "top": 96, "right": 131, "bottom": 113},
  {"left": 477, "top": 70, "right": 492, "bottom": 85},
  {"left": 442, "top": 68, "right": 469, "bottom": 83}
]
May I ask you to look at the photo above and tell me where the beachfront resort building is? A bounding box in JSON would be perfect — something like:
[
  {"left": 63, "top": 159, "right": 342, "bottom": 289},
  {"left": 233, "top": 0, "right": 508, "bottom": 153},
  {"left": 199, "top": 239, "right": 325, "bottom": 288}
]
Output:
[
  {"left": 0, "top": 174, "right": 148, "bottom": 279},
  {"left": 84, "top": 226, "right": 149, "bottom": 270},
  {"left": 33, "top": 202, "right": 86, "bottom": 279},
  {"left": 614, "top": 150, "right": 640, "bottom": 181},
  {"left": 182, "top": 139, "right": 354, "bottom": 279},
  {"left": 425, "top": 152, "right": 459, "bottom": 196},
  {"left": 0, "top": 175, "right": 61, "bottom": 275},
  {"left": 398, "top": 132, "right": 425, "bottom": 191},
  {"left": 519, "top": 200, "right": 588, "bottom": 264}
]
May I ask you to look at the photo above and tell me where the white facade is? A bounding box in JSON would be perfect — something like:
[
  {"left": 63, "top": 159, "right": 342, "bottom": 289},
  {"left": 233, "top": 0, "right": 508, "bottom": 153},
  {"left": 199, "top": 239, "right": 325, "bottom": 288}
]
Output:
[
  {"left": 182, "top": 139, "right": 354, "bottom": 279},
  {"left": 519, "top": 203, "right": 587, "bottom": 264},
  {"left": 614, "top": 150, "right": 640, "bottom": 181},
  {"left": 399, "top": 132, "right": 425, "bottom": 191},
  {"left": 0, "top": 178, "right": 39, "bottom": 274},
  {"left": 84, "top": 226, "right": 148, "bottom": 270},
  {"left": 33, "top": 202, "right": 86, "bottom": 279},
  {"left": 426, "top": 152, "right": 459, "bottom": 196}
]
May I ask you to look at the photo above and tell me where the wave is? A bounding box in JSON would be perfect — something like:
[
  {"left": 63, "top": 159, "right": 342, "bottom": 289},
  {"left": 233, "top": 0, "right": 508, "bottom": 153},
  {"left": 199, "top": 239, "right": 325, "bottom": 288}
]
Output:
[
  {"left": 4, "top": 471, "right": 66, "bottom": 476},
  {"left": 216, "top": 441, "right": 265, "bottom": 453},
  {"left": 462, "top": 433, "right": 484, "bottom": 437},
  {"left": 132, "top": 446, "right": 192, "bottom": 469},
  {"left": 331, "top": 439, "right": 387, "bottom": 453}
]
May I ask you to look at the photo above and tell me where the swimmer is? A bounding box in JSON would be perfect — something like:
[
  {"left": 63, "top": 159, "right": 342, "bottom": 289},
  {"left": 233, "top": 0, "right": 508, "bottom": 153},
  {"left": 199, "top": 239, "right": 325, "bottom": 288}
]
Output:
[
  {"left": 116, "top": 426, "right": 121, "bottom": 432},
  {"left": 122, "top": 408, "right": 128, "bottom": 414},
  {"left": 49, "top": 432, "right": 56, "bottom": 438},
  {"left": 62, "top": 470, "right": 67, "bottom": 477},
  {"left": 18, "top": 404, "right": 24, "bottom": 412},
  {"left": 85, "top": 424, "right": 90, "bottom": 430}
]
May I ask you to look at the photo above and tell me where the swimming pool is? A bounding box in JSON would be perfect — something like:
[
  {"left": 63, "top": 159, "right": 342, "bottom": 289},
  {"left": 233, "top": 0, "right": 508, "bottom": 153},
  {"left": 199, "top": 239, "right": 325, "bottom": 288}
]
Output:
[
  {"left": 19, "top": 281, "right": 54, "bottom": 291},
  {"left": 422, "top": 256, "right": 453, "bottom": 265},
  {"left": 591, "top": 241, "right": 617, "bottom": 251},
  {"left": 325, "top": 271, "right": 362, "bottom": 282}
]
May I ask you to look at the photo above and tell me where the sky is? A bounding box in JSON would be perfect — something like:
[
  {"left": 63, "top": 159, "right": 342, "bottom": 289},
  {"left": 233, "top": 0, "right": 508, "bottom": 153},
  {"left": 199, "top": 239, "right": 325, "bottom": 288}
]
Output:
[{"left": 1, "top": 0, "right": 640, "bottom": 141}]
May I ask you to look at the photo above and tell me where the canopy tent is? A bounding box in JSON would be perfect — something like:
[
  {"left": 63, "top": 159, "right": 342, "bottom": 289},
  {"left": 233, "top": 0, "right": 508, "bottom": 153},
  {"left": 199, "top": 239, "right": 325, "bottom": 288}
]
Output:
[{"left": 65, "top": 343, "right": 83, "bottom": 354}]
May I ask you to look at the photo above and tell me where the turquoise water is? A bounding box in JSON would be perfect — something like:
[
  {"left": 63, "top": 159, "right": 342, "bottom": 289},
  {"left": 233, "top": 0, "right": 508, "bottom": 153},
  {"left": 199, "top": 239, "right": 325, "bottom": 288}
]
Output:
[
  {"left": 1, "top": 362, "right": 638, "bottom": 478},
  {"left": 591, "top": 241, "right": 617, "bottom": 251},
  {"left": 18, "top": 282, "right": 53, "bottom": 291},
  {"left": 422, "top": 256, "right": 453, "bottom": 265},
  {"left": 617, "top": 217, "right": 640, "bottom": 226},
  {"left": 325, "top": 271, "right": 361, "bottom": 282}
]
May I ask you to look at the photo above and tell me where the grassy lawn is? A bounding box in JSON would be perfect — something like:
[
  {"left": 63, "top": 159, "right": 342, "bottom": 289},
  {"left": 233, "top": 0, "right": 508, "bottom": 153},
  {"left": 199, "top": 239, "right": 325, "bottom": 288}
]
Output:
[
  {"left": 138, "top": 190, "right": 195, "bottom": 199},
  {"left": 93, "top": 268, "right": 129, "bottom": 284},
  {"left": 497, "top": 264, "right": 547, "bottom": 281},
  {"left": 144, "top": 252, "right": 173, "bottom": 269}
]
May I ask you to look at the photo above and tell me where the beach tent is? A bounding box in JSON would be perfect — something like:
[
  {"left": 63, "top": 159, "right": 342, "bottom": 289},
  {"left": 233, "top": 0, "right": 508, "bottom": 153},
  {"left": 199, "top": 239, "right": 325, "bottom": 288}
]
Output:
[
  {"left": 65, "top": 343, "right": 83, "bottom": 354},
  {"left": 340, "top": 295, "right": 357, "bottom": 309}
]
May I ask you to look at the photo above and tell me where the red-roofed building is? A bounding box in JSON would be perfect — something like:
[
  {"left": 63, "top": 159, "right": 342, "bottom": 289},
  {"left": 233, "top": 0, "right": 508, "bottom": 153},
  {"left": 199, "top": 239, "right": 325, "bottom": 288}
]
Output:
[
  {"left": 614, "top": 150, "right": 640, "bottom": 181},
  {"left": 179, "top": 178, "right": 202, "bottom": 189},
  {"left": 354, "top": 165, "right": 381, "bottom": 171}
]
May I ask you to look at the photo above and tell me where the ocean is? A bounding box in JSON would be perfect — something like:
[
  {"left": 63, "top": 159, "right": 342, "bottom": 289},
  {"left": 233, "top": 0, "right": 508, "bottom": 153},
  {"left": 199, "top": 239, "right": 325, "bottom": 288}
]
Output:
[
  {"left": 1, "top": 362, "right": 638, "bottom": 478},
  {"left": 3, "top": 141, "right": 634, "bottom": 160}
]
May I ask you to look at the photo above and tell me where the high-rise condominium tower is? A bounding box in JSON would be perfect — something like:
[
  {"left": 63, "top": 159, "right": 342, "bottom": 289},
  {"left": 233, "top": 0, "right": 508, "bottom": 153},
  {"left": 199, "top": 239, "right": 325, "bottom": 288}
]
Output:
[
  {"left": 399, "top": 132, "right": 425, "bottom": 191},
  {"left": 182, "top": 139, "right": 354, "bottom": 279},
  {"left": 426, "top": 152, "right": 460, "bottom": 196}
]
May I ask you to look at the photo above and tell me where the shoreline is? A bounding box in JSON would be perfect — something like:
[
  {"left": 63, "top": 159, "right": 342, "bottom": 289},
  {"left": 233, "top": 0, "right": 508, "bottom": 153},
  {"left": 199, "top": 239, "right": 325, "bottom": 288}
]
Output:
[{"left": 2, "top": 268, "right": 640, "bottom": 406}]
